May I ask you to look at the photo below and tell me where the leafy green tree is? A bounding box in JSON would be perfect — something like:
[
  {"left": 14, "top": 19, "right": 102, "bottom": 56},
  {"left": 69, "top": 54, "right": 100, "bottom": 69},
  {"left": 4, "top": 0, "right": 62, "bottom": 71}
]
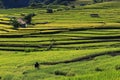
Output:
[
  {"left": 46, "top": 8, "right": 53, "bottom": 13},
  {"left": 23, "top": 13, "right": 36, "bottom": 24},
  {"left": 10, "top": 17, "right": 20, "bottom": 29}
]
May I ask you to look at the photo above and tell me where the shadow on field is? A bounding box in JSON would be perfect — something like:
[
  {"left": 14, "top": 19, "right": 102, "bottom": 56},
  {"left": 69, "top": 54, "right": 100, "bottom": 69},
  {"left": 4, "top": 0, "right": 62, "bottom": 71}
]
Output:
[{"left": 40, "top": 51, "right": 120, "bottom": 65}]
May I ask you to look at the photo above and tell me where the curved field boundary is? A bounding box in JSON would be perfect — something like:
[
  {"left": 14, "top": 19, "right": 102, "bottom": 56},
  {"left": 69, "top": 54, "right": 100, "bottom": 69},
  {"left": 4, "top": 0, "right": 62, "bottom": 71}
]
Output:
[
  {"left": 41, "top": 51, "right": 120, "bottom": 65},
  {"left": 0, "top": 39, "right": 120, "bottom": 48}
]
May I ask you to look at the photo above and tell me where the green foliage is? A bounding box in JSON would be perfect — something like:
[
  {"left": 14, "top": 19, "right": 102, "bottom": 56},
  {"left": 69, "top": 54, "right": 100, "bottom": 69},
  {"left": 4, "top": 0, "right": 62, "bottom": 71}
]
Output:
[
  {"left": 57, "top": 8, "right": 63, "bottom": 11},
  {"left": 29, "top": 2, "right": 44, "bottom": 8},
  {"left": 24, "top": 13, "right": 36, "bottom": 24},
  {"left": 54, "top": 70, "right": 75, "bottom": 76},
  {"left": 95, "top": 67, "right": 104, "bottom": 72},
  {"left": 64, "top": 7, "right": 70, "bottom": 10},
  {"left": 115, "top": 65, "right": 120, "bottom": 70},
  {"left": 46, "top": 8, "right": 54, "bottom": 13},
  {"left": 10, "top": 17, "right": 20, "bottom": 29},
  {"left": 93, "top": 0, "right": 104, "bottom": 3},
  {"left": 84, "top": 1, "right": 120, "bottom": 9},
  {"left": 71, "top": 5, "right": 75, "bottom": 8},
  {"left": 0, "top": 1, "right": 120, "bottom": 80},
  {"left": 54, "top": 70, "right": 67, "bottom": 76}
]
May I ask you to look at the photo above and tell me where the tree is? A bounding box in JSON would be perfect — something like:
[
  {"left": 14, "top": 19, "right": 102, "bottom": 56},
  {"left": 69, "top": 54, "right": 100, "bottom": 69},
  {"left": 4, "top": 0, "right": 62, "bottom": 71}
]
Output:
[
  {"left": 23, "top": 13, "right": 36, "bottom": 24},
  {"left": 10, "top": 17, "right": 20, "bottom": 29},
  {"left": 46, "top": 8, "right": 53, "bottom": 13}
]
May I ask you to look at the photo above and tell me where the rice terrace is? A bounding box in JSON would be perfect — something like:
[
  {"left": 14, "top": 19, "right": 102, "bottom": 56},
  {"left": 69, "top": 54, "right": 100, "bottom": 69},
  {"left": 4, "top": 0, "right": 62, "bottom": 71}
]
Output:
[{"left": 0, "top": 0, "right": 120, "bottom": 80}]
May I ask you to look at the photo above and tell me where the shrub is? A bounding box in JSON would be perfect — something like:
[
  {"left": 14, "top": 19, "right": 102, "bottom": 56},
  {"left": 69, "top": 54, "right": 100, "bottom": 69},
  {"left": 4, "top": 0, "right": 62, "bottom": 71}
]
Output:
[
  {"left": 95, "top": 67, "right": 103, "bottom": 72},
  {"left": 54, "top": 70, "right": 75, "bottom": 76},
  {"left": 66, "top": 71, "right": 75, "bottom": 76},
  {"left": 115, "top": 65, "right": 120, "bottom": 70},
  {"left": 57, "top": 8, "right": 63, "bottom": 11},
  {"left": 64, "top": 7, "right": 70, "bottom": 10},
  {"left": 54, "top": 70, "right": 67, "bottom": 76},
  {"left": 71, "top": 5, "right": 75, "bottom": 8},
  {"left": 21, "top": 13, "right": 25, "bottom": 16},
  {"left": 23, "top": 71, "right": 29, "bottom": 74},
  {"left": 24, "top": 13, "right": 36, "bottom": 24},
  {"left": 10, "top": 17, "right": 20, "bottom": 29},
  {"left": 46, "top": 8, "right": 54, "bottom": 13}
]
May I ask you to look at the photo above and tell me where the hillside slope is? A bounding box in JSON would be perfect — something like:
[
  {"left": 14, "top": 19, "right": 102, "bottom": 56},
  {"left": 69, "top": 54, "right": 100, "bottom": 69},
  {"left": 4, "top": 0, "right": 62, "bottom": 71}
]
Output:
[{"left": 83, "top": 1, "right": 120, "bottom": 9}]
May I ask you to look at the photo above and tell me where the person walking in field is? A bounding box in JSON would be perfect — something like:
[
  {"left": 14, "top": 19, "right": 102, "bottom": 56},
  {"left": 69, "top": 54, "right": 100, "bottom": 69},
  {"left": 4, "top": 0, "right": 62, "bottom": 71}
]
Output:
[{"left": 34, "top": 62, "right": 40, "bottom": 69}]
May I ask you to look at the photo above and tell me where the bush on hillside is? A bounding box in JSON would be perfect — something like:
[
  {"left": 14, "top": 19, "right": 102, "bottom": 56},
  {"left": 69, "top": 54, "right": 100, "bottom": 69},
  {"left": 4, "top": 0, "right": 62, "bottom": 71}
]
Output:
[
  {"left": 23, "top": 13, "right": 36, "bottom": 24},
  {"left": 64, "top": 7, "right": 70, "bottom": 10},
  {"left": 30, "top": 3, "right": 44, "bottom": 8},
  {"left": 93, "top": 0, "right": 104, "bottom": 3},
  {"left": 46, "top": 8, "right": 54, "bottom": 13},
  {"left": 115, "top": 65, "right": 120, "bottom": 70},
  {"left": 95, "top": 67, "right": 104, "bottom": 72},
  {"left": 57, "top": 8, "right": 63, "bottom": 11},
  {"left": 71, "top": 5, "right": 75, "bottom": 8},
  {"left": 54, "top": 70, "right": 75, "bottom": 76},
  {"left": 54, "top": 70, "right": 67, "bottom": 76},
  {"left": 10, "top": 17, "right": 20, "bottom": 29}
]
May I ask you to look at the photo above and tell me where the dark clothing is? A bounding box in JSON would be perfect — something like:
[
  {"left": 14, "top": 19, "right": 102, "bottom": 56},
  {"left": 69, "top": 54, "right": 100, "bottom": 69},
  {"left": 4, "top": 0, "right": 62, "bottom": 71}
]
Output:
[{"left": 34, "top": 62, "right": 40, "bottom": 69}]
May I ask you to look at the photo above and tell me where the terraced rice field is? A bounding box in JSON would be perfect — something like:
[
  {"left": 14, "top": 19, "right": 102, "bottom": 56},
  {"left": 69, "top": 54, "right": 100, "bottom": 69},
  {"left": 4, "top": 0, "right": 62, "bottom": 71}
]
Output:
[
  {"left": 1, "top": 28, "right": 120, "bottom": 51},
  {"left": 0, "top": 1, "right": 120, "bottom": 80}
]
